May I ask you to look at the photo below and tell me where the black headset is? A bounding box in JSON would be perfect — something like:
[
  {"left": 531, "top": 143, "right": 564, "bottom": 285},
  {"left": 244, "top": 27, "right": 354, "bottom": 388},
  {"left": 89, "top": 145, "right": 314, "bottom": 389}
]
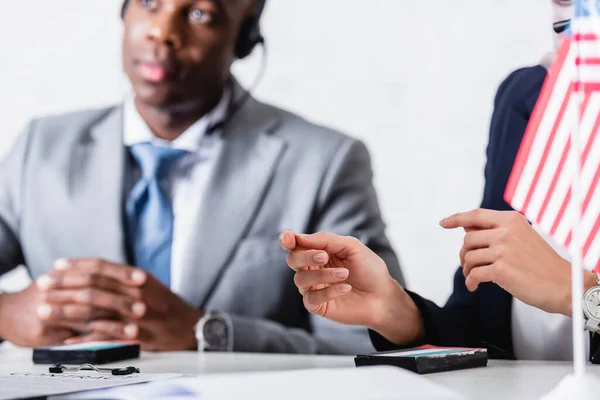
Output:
[{"left": 120, "top": 0, "right": 266, "bottom": 59}]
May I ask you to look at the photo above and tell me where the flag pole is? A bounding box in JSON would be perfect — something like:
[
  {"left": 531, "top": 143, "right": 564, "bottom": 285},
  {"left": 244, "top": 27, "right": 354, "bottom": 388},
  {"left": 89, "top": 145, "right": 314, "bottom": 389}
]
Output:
[{"left": 570, "top": 1, "right": 586, "bottom": 378}]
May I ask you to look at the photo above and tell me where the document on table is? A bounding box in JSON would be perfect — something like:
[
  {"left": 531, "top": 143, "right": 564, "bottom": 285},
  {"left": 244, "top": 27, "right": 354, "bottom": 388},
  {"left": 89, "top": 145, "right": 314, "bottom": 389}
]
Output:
[
  {"left": 0, "top": 371, "right": 179, "bottom": 400},
  {"left": 55, "top": 366, "right": 465, "bottom": 400}
]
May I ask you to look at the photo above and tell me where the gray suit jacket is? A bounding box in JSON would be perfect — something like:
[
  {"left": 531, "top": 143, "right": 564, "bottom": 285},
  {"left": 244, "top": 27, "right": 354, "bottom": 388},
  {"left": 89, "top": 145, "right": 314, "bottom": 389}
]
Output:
[{"left": 0, "top": 88, "right": 404, "bottom": 355}]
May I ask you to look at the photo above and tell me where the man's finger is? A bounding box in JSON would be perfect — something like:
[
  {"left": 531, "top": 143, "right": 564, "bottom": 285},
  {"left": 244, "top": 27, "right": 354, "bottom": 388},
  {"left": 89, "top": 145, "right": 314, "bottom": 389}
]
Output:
[
  {"left": 63, "top": 332, "right": 117, "bottom": 345},
  {"left": 303, "top": 284, "right": 352, "bottom": 308},
  {"left": 465, "top": 265, "right": 495, "bottom": 292},
  {"left": 441, "top": 209, "right": 500, "bottom": 230},
  {"left": 39, "top": 312, "right": 88, "bottom": 333},
  {"left": 286, "top": 250, "right": 329, "bottom": 271},
  {"left": 41, "top": 288, "right": 145, "bottom": 318},
  {"left": 38, "top": 272, "right": 143, "bottom": 300},
  {"left": 85, "top": 320, "right": 139, "bottom": 340},
  {"left": 54, "top": 259, "right": 147, "bottom": 287},
  {"left": 294, "top": 268, "right": 349, "bottom": 290},
  {"left": 40, "top": 326, "right": 79, "bottom": 344},
  {"left": 462, "top": 248, "right": 497, "bottom": 278},
  {"left": 37, "top": 302, "right": 118, "bottom": 322}
]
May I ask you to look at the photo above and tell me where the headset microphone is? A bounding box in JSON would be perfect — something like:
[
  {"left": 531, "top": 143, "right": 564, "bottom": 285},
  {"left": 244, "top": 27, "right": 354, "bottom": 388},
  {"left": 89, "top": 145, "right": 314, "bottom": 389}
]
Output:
[{"left": 210, "top": 0, "right": 269, "bottom": 134}]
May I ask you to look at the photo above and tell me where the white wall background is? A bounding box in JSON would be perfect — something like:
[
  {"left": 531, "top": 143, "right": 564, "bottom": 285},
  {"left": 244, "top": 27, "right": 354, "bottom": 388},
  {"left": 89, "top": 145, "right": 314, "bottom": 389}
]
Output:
[{"left": 0, "top": 0, "right": 553, "bottom": 304}]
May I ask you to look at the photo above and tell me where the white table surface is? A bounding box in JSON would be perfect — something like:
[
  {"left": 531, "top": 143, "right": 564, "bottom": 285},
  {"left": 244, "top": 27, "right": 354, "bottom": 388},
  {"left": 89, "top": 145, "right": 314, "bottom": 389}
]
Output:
[{"left": 2, "top": 344, "right": 600, "bottom": 399}]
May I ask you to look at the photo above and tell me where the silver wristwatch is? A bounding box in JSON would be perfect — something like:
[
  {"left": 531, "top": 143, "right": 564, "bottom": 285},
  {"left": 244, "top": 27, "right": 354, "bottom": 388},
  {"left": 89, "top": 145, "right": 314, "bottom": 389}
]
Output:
[
  {"left": 582, "top": 274, "right": 600, "bottom": 332},
  {"left": 194, "top": 312, "right": 233, "bottom": 352}
]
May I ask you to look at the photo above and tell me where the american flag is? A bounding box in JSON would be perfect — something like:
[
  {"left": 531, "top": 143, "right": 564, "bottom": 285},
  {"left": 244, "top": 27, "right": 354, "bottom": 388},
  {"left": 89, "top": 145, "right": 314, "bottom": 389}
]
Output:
[{"left": 505, "top": 0, "right": 600, "bottom": 271}]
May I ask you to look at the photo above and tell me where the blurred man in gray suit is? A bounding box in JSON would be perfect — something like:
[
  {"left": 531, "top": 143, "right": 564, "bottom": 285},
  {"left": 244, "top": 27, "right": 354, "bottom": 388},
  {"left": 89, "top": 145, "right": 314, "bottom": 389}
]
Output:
[{"left": 0, "top": 0, "right": 403, "bottom": 354}]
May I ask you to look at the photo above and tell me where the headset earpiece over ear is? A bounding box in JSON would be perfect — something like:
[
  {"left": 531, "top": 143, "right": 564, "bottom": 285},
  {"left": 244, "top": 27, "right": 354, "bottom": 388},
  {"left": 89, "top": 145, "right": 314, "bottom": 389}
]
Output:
[
  {"left": 234, "top": 16, "right": 264, "bottom": 59},
  {"left": 234, "top": 1, "right": 266, "bottom": 59}
]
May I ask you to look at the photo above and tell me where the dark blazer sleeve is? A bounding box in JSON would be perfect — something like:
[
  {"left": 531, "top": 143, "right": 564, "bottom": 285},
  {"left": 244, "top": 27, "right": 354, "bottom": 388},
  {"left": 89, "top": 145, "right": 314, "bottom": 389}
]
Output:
[
  {"left": 372, "top": 66, "right": 548, "bottom": 359},
  {"left": 371, "top": 282, "right": 514, "bottom": 359},
  {"left": 370, "top": 271, "right": 481, "bottom": 352},
  {"left": 482, "top": 66, "right": 547, "bottom": 211}
]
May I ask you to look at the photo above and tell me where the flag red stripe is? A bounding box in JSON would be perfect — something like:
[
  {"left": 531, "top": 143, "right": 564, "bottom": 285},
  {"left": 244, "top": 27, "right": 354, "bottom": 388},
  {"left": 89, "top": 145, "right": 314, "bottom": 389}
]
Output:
[
  {"left": 582, "top": 164, "right": 600, "bottom": 215},
  {"left": 574, "top": 33, "right": 599, "bottom": 41},
  {"left": 576, "top": 57, "right": 600, "bottom": 65},
  {"left": 583, "top": 213, "right": 600, "bottom": 258},
  {"left": 579, "top": 92, "right": 593, "bottom": 119},
  {"left": 574, "top": 82, "right": 600, "bottom": 92},
  {"left": 521, "top": 82, "right": 574, "bottom": 215},
  {"left": 505, "top": 40, "right": 571, "bottom": 203},
  {"left": 582, "top": 110, "right": 600, "bottom": 164},
  {"left": 536, "top": 138, "right": 571, "bottom": 223},
  {"left": 581, "top": 108, "right": 600, "bottom": 215},
  {"left": 566, "top": 230, "right": 572, "bottom": 247},
  {"left": 550, "top": 188, "right": 571, "bottom": 235}
]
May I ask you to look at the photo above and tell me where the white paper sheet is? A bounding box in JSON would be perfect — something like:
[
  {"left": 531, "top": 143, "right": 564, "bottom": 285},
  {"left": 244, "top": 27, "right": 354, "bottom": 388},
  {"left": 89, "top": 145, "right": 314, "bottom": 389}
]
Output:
[
  {"left": 61, "top": 366, "right": 465, "bottom": 400},
  {"left": 0, "top": 371, "right": 179, "bottom": 400}
]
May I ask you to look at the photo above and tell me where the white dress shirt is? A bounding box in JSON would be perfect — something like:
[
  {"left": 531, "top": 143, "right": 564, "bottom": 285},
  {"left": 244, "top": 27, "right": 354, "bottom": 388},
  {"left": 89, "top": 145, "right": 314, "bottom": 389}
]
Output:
[
  {"left": 511, "top": 225, "right": 590, "bottom": 360},
  {"left": 123, "top": 91, "right": 230, "bottom": 295}
]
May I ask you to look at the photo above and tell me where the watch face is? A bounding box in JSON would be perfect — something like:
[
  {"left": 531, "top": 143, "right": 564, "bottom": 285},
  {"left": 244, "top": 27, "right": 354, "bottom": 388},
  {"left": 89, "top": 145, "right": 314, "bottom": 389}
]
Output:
[
  {"left": 584, "top": 288, "right": 600, "bottom": 320},
  {"left": 203, "top": 318, "right": 229, "bottom": 349}
]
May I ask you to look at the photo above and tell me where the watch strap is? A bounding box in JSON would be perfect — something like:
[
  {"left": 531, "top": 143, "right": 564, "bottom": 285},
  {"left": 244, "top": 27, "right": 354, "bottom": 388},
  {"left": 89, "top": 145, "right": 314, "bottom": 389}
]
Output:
[{"left": 585, "top": 317, "right": 600, "bottom": 332}]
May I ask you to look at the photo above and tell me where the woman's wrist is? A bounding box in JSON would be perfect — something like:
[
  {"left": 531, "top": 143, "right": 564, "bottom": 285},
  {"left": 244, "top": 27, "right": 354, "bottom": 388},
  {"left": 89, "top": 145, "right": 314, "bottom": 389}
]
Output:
[
  {"left": 369, "top": 279, "right": 424, "bottom": 346},
  {"left": 560, "top": 268, "right": 599, "bottom": 317}
]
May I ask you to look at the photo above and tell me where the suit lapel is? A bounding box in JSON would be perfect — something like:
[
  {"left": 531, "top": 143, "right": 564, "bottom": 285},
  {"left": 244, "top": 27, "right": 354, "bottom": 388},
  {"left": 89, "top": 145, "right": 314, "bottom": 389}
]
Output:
[
  {"left": 68, "top": 107, "right": 127, "bottom": 263},
  {"left": 175, "top": 99, "right": 285, "bottom": 307}
]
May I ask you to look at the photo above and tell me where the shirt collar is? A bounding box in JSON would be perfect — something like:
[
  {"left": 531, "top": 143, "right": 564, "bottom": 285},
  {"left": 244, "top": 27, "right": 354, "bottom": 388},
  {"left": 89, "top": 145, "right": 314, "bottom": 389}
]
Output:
[{"left": 123, "top": 89, "right": 231, "bottom": 154}]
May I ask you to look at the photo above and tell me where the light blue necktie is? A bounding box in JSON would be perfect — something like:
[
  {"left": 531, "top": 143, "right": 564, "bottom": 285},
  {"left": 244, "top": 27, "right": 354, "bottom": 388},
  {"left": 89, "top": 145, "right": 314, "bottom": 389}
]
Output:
[{"left": 126, "top": 143, "right": 187, "bottom": 287}]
